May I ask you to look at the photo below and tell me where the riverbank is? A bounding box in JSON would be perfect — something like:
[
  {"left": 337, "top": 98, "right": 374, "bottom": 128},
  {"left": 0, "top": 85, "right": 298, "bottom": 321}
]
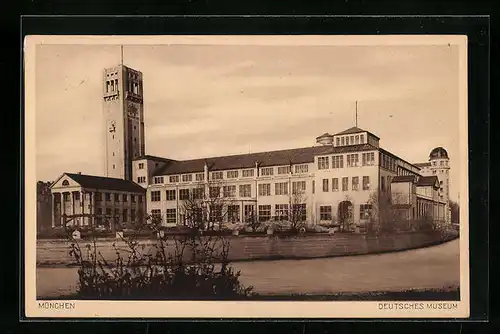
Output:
[
  {"left": 36, "top": 239, "right": 460, "bottom": 299},
  {"left": 37, "top": 230, "right": 458, "bottom": 266}
]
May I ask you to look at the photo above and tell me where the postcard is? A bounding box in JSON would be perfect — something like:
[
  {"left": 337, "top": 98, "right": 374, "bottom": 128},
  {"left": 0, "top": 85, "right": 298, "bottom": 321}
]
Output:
[{"left": 24, "top": 34, "right": 469, "bottom": 318}]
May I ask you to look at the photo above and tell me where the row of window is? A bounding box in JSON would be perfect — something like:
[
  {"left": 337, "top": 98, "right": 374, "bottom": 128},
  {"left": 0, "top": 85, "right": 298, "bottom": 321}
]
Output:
[
  {"left": 150, "top": 181, "right": 308, "bottom": 202},
  {"left": 149, "top": 165, "right": 310, "bottom": 185},
  {"left": 432, "top": 160, "right": 449, "bottom": 166},
  {"left": 95, "top": 207, "right": 140, "bottom": 223},
  {"left": 151, "top": 203, "right": 308, "bottom": 225},
  {"left": 61, "top": 192, "right": 143, "bottom": 203},
  {"left": 319, "top": 204, "right": 373, "bottom": 220},
  {"left": 380, "top": 153, "right": 397, "bottom": 172},
  {"left": 335, "top": 134, "right": 365, "bottom": 147},
  {"left": 317, "top": 153, "right": 376, "bottom": 170},
  {"left": 321, "top": 176, "right": 371, "bottom": 192}
]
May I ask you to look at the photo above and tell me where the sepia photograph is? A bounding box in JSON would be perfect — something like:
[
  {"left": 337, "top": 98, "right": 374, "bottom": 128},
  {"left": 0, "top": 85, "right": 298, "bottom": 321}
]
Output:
[{"left": 24, "top": 35, "right": 469, "bottom": 318}]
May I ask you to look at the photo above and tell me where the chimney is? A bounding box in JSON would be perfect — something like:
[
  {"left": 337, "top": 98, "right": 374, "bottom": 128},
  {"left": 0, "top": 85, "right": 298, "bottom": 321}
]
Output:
[{"left": 77, "top": 172, "right": 82, "bottom": 175}]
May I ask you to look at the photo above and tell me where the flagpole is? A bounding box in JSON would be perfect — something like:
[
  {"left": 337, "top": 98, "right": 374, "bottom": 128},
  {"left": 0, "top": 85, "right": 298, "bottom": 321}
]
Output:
[
  {"left": 355, "top": 101, "right": 358, "bottom": 127},
  {"left": 120, "top": 45, "right": 124, "bottom": 66}
]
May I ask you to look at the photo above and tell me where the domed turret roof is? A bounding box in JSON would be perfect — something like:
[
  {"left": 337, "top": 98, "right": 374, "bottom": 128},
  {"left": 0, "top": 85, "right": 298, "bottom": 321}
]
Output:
[{"left": 429, "top": 147, "right": 449, "bottom": 160}]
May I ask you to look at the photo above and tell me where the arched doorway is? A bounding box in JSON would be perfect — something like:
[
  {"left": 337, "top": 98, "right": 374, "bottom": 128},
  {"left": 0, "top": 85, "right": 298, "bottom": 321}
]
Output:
[{"left": 338, "top": 201, "right": 354, "bottom": 232}]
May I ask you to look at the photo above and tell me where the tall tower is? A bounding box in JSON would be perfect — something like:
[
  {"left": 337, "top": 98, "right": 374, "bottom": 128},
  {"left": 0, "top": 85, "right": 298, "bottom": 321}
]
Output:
[
  {"left": 103, "top": 64, "right": 145, "bottom": 181},
  {"left": 428, "top": 147, "right": 451, "bottom": 223}
]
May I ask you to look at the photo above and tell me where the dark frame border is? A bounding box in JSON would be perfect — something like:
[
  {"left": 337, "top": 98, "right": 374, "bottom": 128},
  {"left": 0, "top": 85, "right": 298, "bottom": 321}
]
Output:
[{"left": 19, "top": 15, "right": 489, "bottom": 322}]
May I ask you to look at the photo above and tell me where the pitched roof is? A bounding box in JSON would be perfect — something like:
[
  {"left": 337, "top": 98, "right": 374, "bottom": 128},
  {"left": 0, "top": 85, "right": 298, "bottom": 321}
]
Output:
[
  {"left": 132, "top": 155, "right": 177, "bottom": 163},
  {"left": 414, "top": 162, "right": 431, "bottom": 168},
  {"left": 417, "top": 175, "right": 439, "bottom": 187},
  {"left": 64, "top": 173, "right": 145, "bottom": 193},
  {"left": 153, "top": 144, "right": 378, "bottom": 176},
  {"left": 391, "top": 175, "right": 416, "bottom": 183},
  {"left": 316, "top": 132, "right": 333, "bottom": 139},
  {"left": 334, "top": 126, "right": 380, "bottom": 139}
]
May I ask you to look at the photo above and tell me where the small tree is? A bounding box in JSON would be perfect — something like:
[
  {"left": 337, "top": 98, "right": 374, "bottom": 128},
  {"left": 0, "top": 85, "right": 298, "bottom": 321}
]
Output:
[
  {"left": 288, "top": 189, "right": 307, "bottom": 232},
  {"left": 338, "top": 195, "right": 355, "bottom": 232},
  {"left": 450, "top": 200, "right": 460, "bottom": 225},
  {"left": 181, "top": 180, "right": 236, "bottom": 232}
]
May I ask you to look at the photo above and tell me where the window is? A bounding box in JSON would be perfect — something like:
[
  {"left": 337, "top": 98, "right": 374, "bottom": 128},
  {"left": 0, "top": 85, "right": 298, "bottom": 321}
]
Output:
[
  {"left": 131, "top": 195, "right": 136, "bottom": 203},
  {"left": 342, "top": 177, "right": 348, "bottom": 191},
  {"left": 95, "top": 193, "right": 102, "bottom": 201},
  {"left": 347, "top": 154, "right": 359, "bottom": 167},
  {"left": 166, "top": 209, "right": 176, "bottom": 224},
  {"left": 151, "top": 190, "right": 161, "bottom": 202},
  {"left": 433, "top": 170, "right": 437, "bottom": 175},
  {"left": 320, "top": 206, "right": 332, "bottom": 221},
  {"left": 209, "top": 186, "right": 220, "bottom": 198},
  {"left": 106, "top": 208, "right": 112, "bottom": 217},
  {"left": 277, "top": 166, "right": 291, "bottom": 174},
  {"left": 244, "top": 205, "right": 255, "bottom": 222},
  {"left": 363, "top": 176, "right": 370, "bottom": 190},
  {"left": 153, "top": 176, "right": 164, "bottom": 184},
  {"left": 322, "top": 179, "right": 329, "bottom": 192},
  {"left": 122, "top": 209, "right": 128, "bottom": 223},
  {"left": 211, "top": 171, "right": 223, "bottom": 180},
  {"left": 355, "top": 135, "right": 359, "bottom": 144},
  {"left": 226, "top": 170, "right": 238, "bottom": 179},
  {"left": 105, "top": 193, "right": 111, "bottom": 201},
  {"left": 332, "top": 178, "right": 339, "bottom": 191},
  {"left": 346, "top": 136, "right": 349, "bottom": 145},
  {"left": 239, "top": 184, "right": 252, "bottom": 197},
  {"left": 223, "top": 185, "right": 236, "bottom": 198},
  {"left": 195, "top": 173, "right": 204, "bottom": 181},
  {"left": 179, "top": 189, "right": 190, "bottom": 200},
  {"left": 352, "top": 177, "right": 359, "bottom": 191},
  {"left": 166, "top": 189, "right": 176, "bottom": 201},
  {"left": 242, "top": 169, "right": 254, "bottom": 177},
  {"left": 137, "top": 176, "right": 146, "bottom": 183},
  {"left": 63, "top": 193, "right": 70, "bottom": 202},
  {"left": 292, "top": 204, "right": 307, "bottom": 222},
  {"left": 258, "top": 183, "right": 271, "bottom": 196},
  {"left": 73, "top": 192, "right": 80, "bottom": 201},
  {"left": 332, "top": 155, "right": 343, "bottom": 168},
  {"left": 114, "top": 193, "right": 120, "bottom": 202},
  {"left": 169, "top": 175, "right": 179, "bottom": 183},
  {"left": 114, "top": 208, "right": 120, "bottom": 221},
  {"left": 258, "top": 205, "right": 271, "bottom": 222},
  {"left": 193, "top": 188, "right": 204, "bottom": 200},
  {"left": 131, "top": 209, "right": 136, "bottom": 222},
  {"left": 312, "top": 180, "right": 315, "bottom": 194},
  {"left": 360, "top": 204, "right": 372, "bottom": 219},
  {"left": 360, "top": 134, "right": 364, "bottom": 143},
  {"left": 294, "top": 164, "right": 309, "bottom": 174},
  {"left": 122, "top": 194, "right": 128, "bottom": 202},
  {"left": 362, "top": 152, "right": 375, "bottom": 166},
  {"left": 275, "top": 204, "right": 289, "bottom": 221},
  {"left": 292, "top": 181, "right": 306, "bottom": 194},
  {"left": 350, "top": 136, "right": 354, "bottom": 144},
  {"left": 138, "top": 195, "right": 143, "bottom": 203},
  {"left": 381, "top": 176, "right": 386, "bottom": 191},
  {"left": 432, "top": 161, "right": 437, "bottom": 166},
  {"left": 440, "top": 161, "right": 444, "bottom": 166},
  {"left": 182, "top": 174, "right": 193, "bottom": 182},
  {"left": 261, "top": 167, "right": 274, "bottom": 176},
  {"left": 275, "top": 182, "right": 289, "bottom": 195},
  {"left": 317, "top": 156, "right": 329, "bottom": 170},
  {"left": 209, "top": 205, "right": 223, "bottom": 222},
  {"left": 341, "top": 137, "right": 345, "bottom": 146},
  {"left": 227, "top": 205, "right": 240, "bottom": 222},
  {"left": 336, "top": 137, "right": 340, "bottom": 146},
  {"left": 138, "top": 163, "right": 144, "bottom": 169}
]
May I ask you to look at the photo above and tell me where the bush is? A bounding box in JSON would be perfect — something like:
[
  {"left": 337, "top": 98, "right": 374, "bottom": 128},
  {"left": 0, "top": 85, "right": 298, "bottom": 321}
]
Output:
[{"left": 68, "top": 215, "right": 254, "bottom": 299}]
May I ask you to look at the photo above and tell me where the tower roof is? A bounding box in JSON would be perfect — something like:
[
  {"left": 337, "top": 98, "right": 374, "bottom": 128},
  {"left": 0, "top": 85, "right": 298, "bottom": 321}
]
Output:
[
  {"left": 429, "top": 147, "right": 449, "bottom": 160},
  {"left": 334, "top": 126, "right": 380, "bottom": 139}
]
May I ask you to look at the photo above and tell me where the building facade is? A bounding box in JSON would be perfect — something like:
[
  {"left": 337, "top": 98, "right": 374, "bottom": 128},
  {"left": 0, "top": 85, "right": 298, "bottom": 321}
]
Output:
[
  {"left": 132, "top": 127, "right": 450, "bottom": 230},
  {"left": 50, "top": 173, "right": 146, "bottom": 229}
]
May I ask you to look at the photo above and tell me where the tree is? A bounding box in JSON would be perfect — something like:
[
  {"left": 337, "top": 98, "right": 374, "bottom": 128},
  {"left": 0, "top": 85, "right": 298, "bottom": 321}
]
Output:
[
  {"left": 288, "top": 188, "right": 307, "bottom": 232},
  {"left": 180, "top": 180, "right": 236, "bottom": 231},
  {"left": 367, "top": 191, "right": 408, "bottom": 234},
  {"left": 449, "top": 200, "right": 460, "bottom": 224},
  {"left": 37, "top": 181, "right": 53, "bottom": 233}
]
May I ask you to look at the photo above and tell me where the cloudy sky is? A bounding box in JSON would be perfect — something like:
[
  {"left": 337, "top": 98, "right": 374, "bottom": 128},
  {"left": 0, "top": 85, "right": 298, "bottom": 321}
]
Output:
[{"left": 34, "top": 38, "right": 462, "bottom": 201}]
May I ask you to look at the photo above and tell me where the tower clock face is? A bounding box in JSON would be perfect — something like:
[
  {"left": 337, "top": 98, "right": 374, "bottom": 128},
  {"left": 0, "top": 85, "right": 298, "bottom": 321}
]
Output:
[{"left": 127, "top": 104, "right": 139, "bottom": 119}]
